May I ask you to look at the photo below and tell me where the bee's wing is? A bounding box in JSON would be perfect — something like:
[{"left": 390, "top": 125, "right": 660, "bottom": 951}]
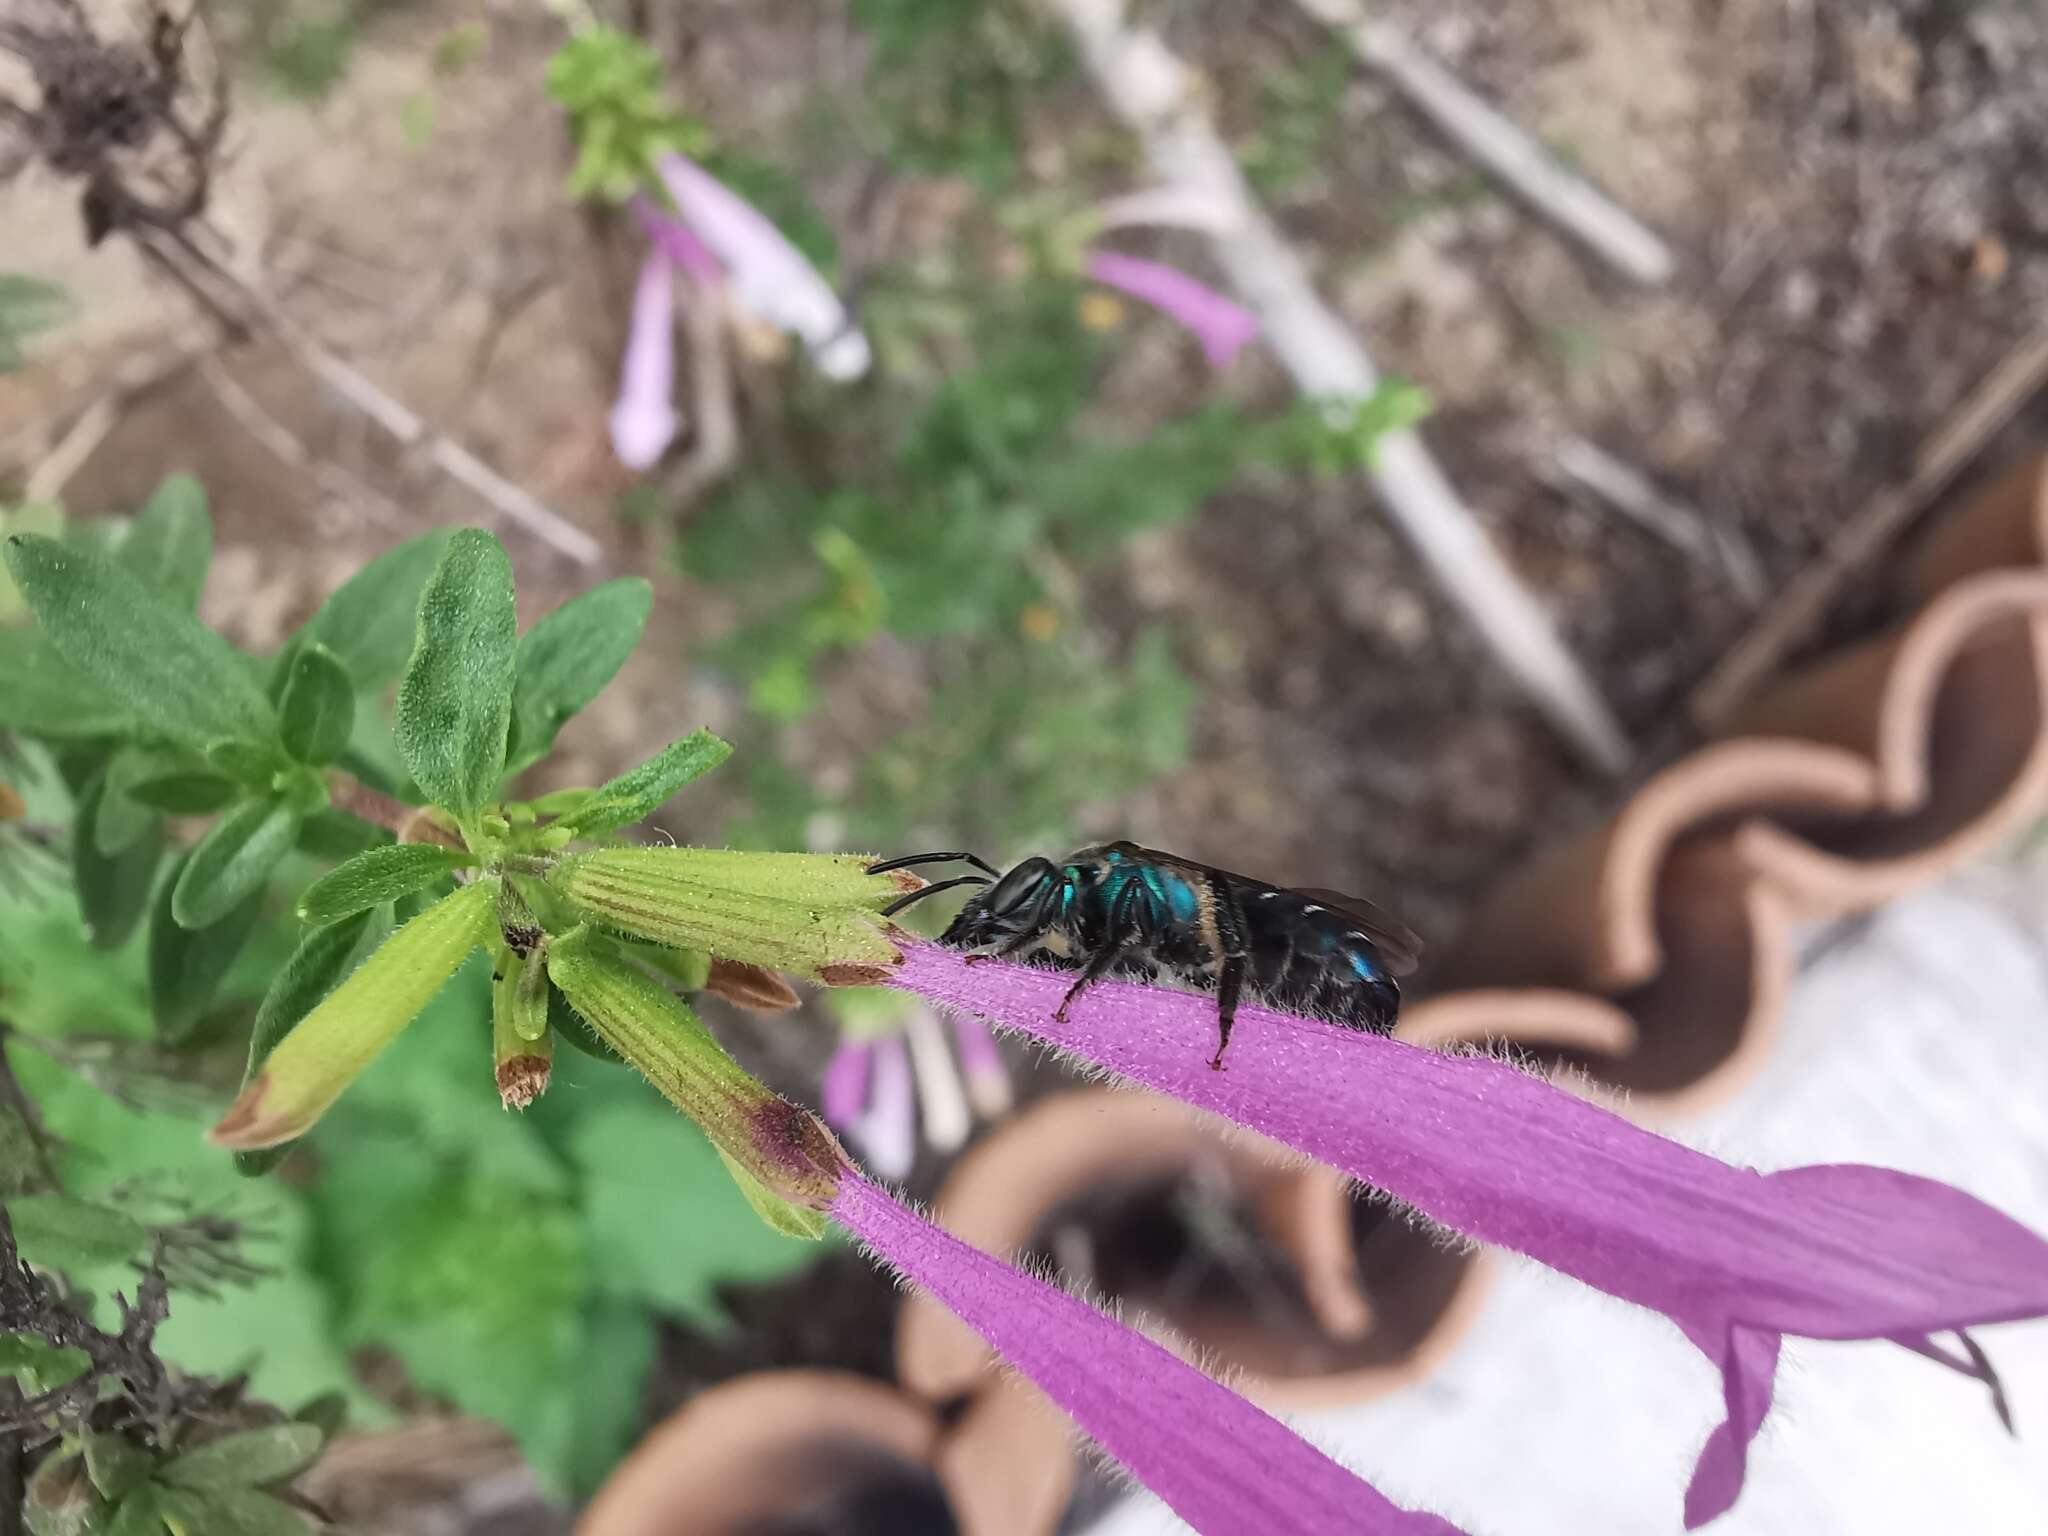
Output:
[{"left": 1290, "top": 888, "right": 1423, "bottom": 977}]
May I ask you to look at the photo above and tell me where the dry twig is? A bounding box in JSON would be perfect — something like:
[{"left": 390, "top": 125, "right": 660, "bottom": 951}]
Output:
[
  {"left": 1289, "top": 0, "right": 1676, "bottom": 287},
  {"left": 1052, "top": 0, "right": 1631, "bottom": 773}
]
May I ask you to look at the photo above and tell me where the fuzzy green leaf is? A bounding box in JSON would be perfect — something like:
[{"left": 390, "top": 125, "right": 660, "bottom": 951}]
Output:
[
  {"left": 505, "top": 578, "right": 651, "bottom": 774},
  {"left": 161, "top": 1425, "right": 323, "bottom": 1491},
  {"left": 556, "top": 730, "right": 732, "bottom": 837},
  {"left": 150, "top": 849, "right": 267, "bottom": 1038},
  {"left": 276, "top": 641, "right": 356, "bottom": 766},
  {"left": 287, "top": 528, "right": 455, "bottom": 689},
  {"left": 0, "top": 1335, "right": 91, "bottom": 1395},
  {"left": 119, "top": 475, "right": 212, "bottom": 610},
  {"left": 393, "top": 530, "right": 516, "bottom": 818},
  {"left": 234, "top": 910, "right": 378, "bottom": 1177},
  {"left": 0, "top": 629, "right": 134, "bottom": 737},
  {"left": 154, "top": 1487, "right": 309, "bottom": 1536},
  {"left": 73, "top": 776, "right": 163, "bottom": 949},
  {"left": 9, "top": 1193, "right": 148, "bottom": 1270},
  {"left": 93, "top": 747, "right": 164, "bottom": 857},
  {"left": 295, "top": 844, "right": 466, "bottom": 927},
  {"left": 82, "top": 1433, "right": 153, "bottom": 1502},
  {"left": 2, "top": 534, "right": 275, "bottom": 750},
  {"left": 104, "top": 744, "right": 231, "bottom": 822},
  {"left": 171, "top": 797, "right": 298, "bottom": 930},
  {"left": 102, "top": 1491, "right": 165, "bottom": 1536}
]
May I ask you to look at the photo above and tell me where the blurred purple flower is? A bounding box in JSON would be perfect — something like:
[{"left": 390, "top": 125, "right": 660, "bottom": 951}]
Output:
[
  {"left": 1086, "top": 250, "right": 1258, "bottom": 369},
  {"left": 819, "top": 1038, "right": 872, "bottom": 1129},
  {"left": 951, "top": 1012, "right": 1012, "bottom": 1118},
  {"left": 820, "top": 1005, "right": 1008, "bottom": 1176},
  {"left": 655, "top": 153, "right": 871, "bottom": 380},
  {"left": 888, "top": 940, "right": 2048, "bottom": 1528},
  {"left": 632, "top": 197, "right": 722, "bottom": 285},
  {"left": 830, "top": 1172, "right": 1465, "bottom": 1536},
  {"left": 608, "top": 255, "right": 681, "bottom": 470}
]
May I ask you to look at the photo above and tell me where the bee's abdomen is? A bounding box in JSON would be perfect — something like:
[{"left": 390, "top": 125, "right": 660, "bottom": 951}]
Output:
[{"left": 1244, "top": 900, "right": 1402, "bottom": 1033}]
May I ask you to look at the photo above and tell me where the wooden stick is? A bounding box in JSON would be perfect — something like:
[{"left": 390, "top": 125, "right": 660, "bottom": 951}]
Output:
[
  {"left": 1691, "top": 327, "right": 2048, "bottom": 729},
  {"left": 1290, "top": 0, "right": 1677, "bottom": 287},
  {"left": 1053, "top": 0, "right": 1631, "bottom": 773},
  {"left": 1550, "top": 435, "right": 1765, "bottom": 604}
]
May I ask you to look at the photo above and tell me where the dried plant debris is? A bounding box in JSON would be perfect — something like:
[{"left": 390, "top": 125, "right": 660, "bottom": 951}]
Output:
[{"left": 0, "top": 1, "right": 228, "bottom": 244}]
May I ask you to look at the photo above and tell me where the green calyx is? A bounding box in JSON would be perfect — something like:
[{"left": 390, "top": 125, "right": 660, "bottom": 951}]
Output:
[
  {"left": 546, "top": 848, "right": 911, "bottom": 981},
  {"left": 546, "top": 926, "right": 845, "bottom": 1224}
]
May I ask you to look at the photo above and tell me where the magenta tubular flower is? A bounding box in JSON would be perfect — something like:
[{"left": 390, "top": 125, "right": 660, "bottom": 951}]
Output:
[
  {"left": 609, "top": 255, "right": 681, "bottom": 470},
  {"left": 887, "top": 941, "right": 2048, "bottom": 1528},
  {"left": 1086, "top": 249, "right": 1258, "bottom": 369},
  {"left": 830, "top": 1174, "right": 1464, "bottom": 1536},
  {"left": 654, "top": 153, "right": 871, "bottom": 380}
]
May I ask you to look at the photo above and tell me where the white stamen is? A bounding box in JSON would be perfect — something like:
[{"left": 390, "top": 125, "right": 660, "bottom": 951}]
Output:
[{"left": 904, "top": 1004, "right": 972, "bottom": 1154}]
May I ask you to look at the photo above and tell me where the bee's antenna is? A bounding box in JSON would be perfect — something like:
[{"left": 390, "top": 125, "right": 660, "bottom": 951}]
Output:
[
  {"left": 868, "top": 850, "right": 1002, "bottom": 880},
  {"left": 882, "top": 875, "right": 990, "bottom": 918}
]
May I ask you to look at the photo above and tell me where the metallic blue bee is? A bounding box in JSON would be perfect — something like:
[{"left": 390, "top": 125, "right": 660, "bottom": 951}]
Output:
[{"left": 870, "top": 841, "right": 1420, "bottom": 1069}]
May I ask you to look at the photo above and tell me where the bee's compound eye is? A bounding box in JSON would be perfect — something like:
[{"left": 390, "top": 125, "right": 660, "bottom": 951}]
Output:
[{"left": 985, "top": 858, "right": 1056, "bottom": 918}]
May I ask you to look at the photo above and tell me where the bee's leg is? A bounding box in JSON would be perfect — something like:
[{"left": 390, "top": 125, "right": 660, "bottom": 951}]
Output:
[
  {"left": 1055, "top": 885, "right": 1139, "bottom": 1022},
  {"left": 1208, "top": 878, "right": 1253, "bottom": 1070},
  {"left": 965, "top": 928, "right": 1042, "bottom": 968},
  {"left": 1210, "top": 954, "right": 1246, "bottom": 1071}
]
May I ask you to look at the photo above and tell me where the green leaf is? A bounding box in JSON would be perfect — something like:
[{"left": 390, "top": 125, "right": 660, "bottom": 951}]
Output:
[
  {"left": 161, "top": 1425, "right": 323, "bottom": 1491},
  {"left": 94, "top": 747, "right": 164, "bottom": 857},
  {"left": 295, "top": 844, "right": 466, "bottom": 927},
  {"left": 294, "top": 809, "right": 390, "bottom": 862},
  {"left": 83, "top": 1432, "right": 154, "bottom": 1502},
  {"left": 504, "top": 578, "right": 651, "bottom": 774},
  {"left": 561, "top": 1301, "right": 657, "bottom": 1499},
  {"left": 171, "top": 798, "right": 298, "bottom": 930},
  {"left": 2, "top": 535, "right": 275, "bottom": 750},
  {"left": 0, "top": 1334, "right": 92, "bottom": 1394},
  {"left": 276, "top": 642, "right": 355, "bottom": 766},
  {"left": 556, "top": 730, "right": 732, "bottom": 837},
  {"left": 154, "top": 1487, "right": 309, "bottom": 1536},
  {"left": 102, "top": 1491, "right": 166, "bottom": 1536},
  {"left": 124, "top": 773, "right": 238, "bottom": 815},
  {"left": 286, "top": 528, "right": 455, "bottom": 690},
  {"left": 150, "top": 849, "right": 267, "bottom": 1037},
  {"left": 9, "top": 1193, "right": 148, "bottom": 1270},
  {"left": 119, "top": 476, "right": 212, "bottom": 610},
  {"left": 393, "top": 530, "right": 516, "bottom": 818},
  {"left": 74, "top": 776, "right": 163, "bottom": 949},
  {"left": 291, "top": 1391, "right": 348, "bottom": 1441},
  {"left": 0, "top": 628, "right": 134, "bottom": 737},
  {"left": 105, "top": 744, "right": 232, "bottom": 822}
]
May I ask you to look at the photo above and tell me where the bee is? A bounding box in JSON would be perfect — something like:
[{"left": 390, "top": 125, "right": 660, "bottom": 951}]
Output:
[{"left": 870, "top": 841, "right": 1420, "bottom": 1069}]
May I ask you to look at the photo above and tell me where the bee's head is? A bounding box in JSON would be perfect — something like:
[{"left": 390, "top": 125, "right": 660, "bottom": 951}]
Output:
[{"left": 939, "top": 855, "right": 1064, "bottom": 950}]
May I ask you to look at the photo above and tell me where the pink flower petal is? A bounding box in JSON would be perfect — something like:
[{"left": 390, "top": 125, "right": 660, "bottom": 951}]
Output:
[
  {"left": 950, "top": 1013, "right": 1013, "bottom": 1118},
  {"left": 608, "top": 255, "right": 680, "bottom": 470},
  {"left": 632, "top": 196, "right": 723, "bottom": 285},
  {"left": 1679, "top": 1322, "right": 1781, "bottom": 1529},
  {"left": 889, "top": 941, "right": 2048, "bottom": 1523},
  {"left": 819, "top": 1038, "right": 872, "bottom": 1130},
  {"left": 655, "top": 153, "right": 871, "bottom": 380},
  {"left": 830, "top": 1173, "right": 1465, "bottom": 1536},
  {"left": 848, "top": 1032, "right": 915, "bottom": 1181},
  {"left": 1086, "top": 249, "right": 1258, "bottom": 369}
]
